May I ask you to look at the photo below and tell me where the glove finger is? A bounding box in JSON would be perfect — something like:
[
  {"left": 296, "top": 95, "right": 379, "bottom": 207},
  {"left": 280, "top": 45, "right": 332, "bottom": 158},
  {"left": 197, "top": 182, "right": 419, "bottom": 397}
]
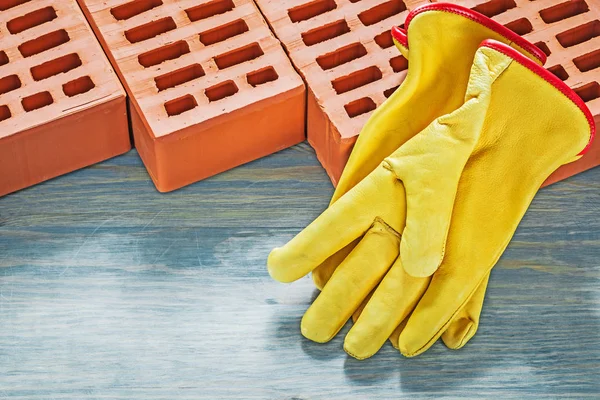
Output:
[
  {"left": 269, "top": 164, "right": 402, "bottom": 284},
  {"left": 267, "top": 197, "right": 373, "bottom": 284},
  {"left": 388, "top": 275, "right": 489, "bottom": 352},
  {"left": 442, "top": 273, "right": 490, "bottom": 350},
  {"left": 398, "top": 268, "right": 487, "bottom": 357},
  {"left": 390, "top": 272, "right": 490, "bottom": 353},
  {"left": 344, "top": 258, "right": 430, "bottom": 360},
  {"left": 301, "top": 219, "right": 400, "bottom": 343},
  {"left": 312, "top": 239, "right": 359, "bottom": 290}
]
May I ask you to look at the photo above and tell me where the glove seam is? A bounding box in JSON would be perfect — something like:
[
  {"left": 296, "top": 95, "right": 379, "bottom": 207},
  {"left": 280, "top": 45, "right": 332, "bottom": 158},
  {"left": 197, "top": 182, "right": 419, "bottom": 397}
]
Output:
[
  {"left": 343, "top": 344, "right": 372, "bottom": 361},
  {"left": 371, "top": 216, "right": 401, "bottom": 240}
]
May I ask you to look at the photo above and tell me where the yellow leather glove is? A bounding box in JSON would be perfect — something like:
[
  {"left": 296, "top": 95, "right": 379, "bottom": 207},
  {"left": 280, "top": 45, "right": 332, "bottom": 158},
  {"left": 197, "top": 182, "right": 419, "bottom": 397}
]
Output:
[
  {"left": 312, "top": 3, "right": 546, "bottom": 349},
  {"left": 268, "top": 41, "right": 594, "bottom": 360},
  {"left": 380, "top": 40, "right": 594, "bottom": 357}
]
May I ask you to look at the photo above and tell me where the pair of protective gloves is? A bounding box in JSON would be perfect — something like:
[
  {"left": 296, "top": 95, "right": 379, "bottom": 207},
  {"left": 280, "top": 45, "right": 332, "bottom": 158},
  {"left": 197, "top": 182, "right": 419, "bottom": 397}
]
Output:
[{"left": 267, "top": 3, "right": 595, "bottom": 359}]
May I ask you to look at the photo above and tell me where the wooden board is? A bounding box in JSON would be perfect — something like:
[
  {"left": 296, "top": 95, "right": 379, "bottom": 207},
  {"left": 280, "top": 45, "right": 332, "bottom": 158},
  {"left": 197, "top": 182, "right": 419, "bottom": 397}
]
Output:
[{"left": 0, "top": 144, "right": 599, "bottom": 398}]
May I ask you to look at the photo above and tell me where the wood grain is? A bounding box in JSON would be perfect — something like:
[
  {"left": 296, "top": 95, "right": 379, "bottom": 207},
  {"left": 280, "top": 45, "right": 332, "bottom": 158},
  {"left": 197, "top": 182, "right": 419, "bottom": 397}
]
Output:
[{"left": 0, "top": 144, "right": 599, "bottom": 399}]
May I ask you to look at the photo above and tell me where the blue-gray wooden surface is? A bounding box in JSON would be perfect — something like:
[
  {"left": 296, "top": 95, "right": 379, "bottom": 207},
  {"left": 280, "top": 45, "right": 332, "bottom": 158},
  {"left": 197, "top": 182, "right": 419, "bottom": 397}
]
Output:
[{"left": 0, "top": 143, "right": 599, "bottom": 399}]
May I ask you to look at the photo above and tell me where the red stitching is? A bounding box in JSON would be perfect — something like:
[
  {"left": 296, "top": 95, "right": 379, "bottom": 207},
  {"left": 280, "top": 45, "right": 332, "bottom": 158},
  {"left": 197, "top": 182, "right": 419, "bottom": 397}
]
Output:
[
  {"left": 400, "top": 2, "right": 547, "bottom": 65},
  {"left": 480, "top": 39, "right": 595, "bottom": 156}
]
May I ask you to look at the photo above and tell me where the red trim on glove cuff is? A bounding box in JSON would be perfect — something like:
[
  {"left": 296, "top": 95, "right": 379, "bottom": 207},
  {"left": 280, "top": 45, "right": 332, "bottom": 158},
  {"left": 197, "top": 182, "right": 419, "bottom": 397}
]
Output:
[{"left": 391, "top": 2, "right": 547, "bottom": 65}]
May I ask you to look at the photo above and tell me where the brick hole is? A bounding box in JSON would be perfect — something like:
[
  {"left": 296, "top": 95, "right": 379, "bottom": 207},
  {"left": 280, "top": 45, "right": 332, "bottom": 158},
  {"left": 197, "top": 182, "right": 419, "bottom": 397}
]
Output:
[
  {"left": 7, "top": 6, "right": 57, "bottom": 34},
  {"left": 573, "top": 48, "right": 600, "bottom": 72},
  {"left": 155, "top": 63, "right": 205, "bottom": 91},
  {"left": 110, "top": 0, "right": 163, "bottom": 21},
  {"left": 504, "top": 18, "right": 533, "bottom": 35},
  {"left": 344, "top": 97, "right": 376, "bottom": 118},
  {"left": 374, "top": 30, "right": 393, "bottom": 49},
  {"left": 205, "top": 80, "right": 238, "bottom": 102},
  {"left": 316, "top": 42, "right": 367, "bottom": 70},
  {"left": 288, "top": 0, "right": 336, "bottom": 23},
  {"left": 138, "top": 41, "right": 190, "bottom": 68},
  {"left": 301, "top": 19, "right": 350, "bottom": 46},
  {"left": 30, "top": 53, "right": 82, "bottom": 81},
  {"left": 0, "top": 105, "right": 10, "bottom": 122},
  {"left": 125, "top": 17, "right": 176, "bottom": 44},
  {"left": 358, "top": 0, "right": 406, "bottom": 27},
  {"left": 199, "top": 19, "right": 248, "bottom": 46},
  {"left": 214, "top": 43, "right": 263, "bottom": 70},
  {"left": 0, "top": 74, "right": 21, "bottom": 95},
  {"left": 574, "top": 82, "right": 599, "bottom": 102},
  {"left": 0, "top": 0, "right": 30, "bottom": 11},
  {"left": 247, "top": 66, "right": 278, "bottom": 87},
  {"left": 547, "top": 65, "right": 569, "bottom": 81},
  {"left": 185, "top": 0, "right": 235, "bottom": 22},
  {"left": 390, "top": 55, "right": 407, "bottom": 72},
  {"left": 62, "top": 76, "right": 95, "bottom": 97},
  {"left": 471, "top": 0, "right": 516, "bottom": 18},
  {"left": 535, "top": 41, "right": 551, "bottom": 57},
  {"left": 0, "top": 51, "right": 8, "bottom": 66},
  {"left": 164, "top": 94, "right": 197, "bottom": 116},
  {"left": 540, "top": 0, "right": 589, "bottom": 24},
  {"left": 331, "top": 66, "right": 382, "bottom": 94},
  {"left": 384, "top": 85, "right": 399, "bottom": 98},
  {"left": 556, "top": 20, "right": 599, "bottom": 48},
  {"left": 22, "top": 91, "right": 52, "bottom": 112},
  {"left": 18, "top": 29, "right": 69, "bottom": 58}
]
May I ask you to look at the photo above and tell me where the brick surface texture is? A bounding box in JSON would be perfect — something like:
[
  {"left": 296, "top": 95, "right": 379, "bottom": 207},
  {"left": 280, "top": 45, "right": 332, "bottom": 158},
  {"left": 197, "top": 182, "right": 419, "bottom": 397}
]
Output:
[{"left": 0, "top": 0, "right": 129, "bottom": 196}]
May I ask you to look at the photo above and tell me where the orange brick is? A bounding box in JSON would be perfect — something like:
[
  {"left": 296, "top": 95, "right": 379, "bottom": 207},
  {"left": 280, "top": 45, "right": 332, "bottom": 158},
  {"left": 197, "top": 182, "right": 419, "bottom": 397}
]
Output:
[
  {"left": 257, "top": 0, "right": 599, "bottom": 186},
  {"left": 0, "top": 0, "right": 129, "bottom": 197},
  {"left": 78, "top": 0, "right": 306, "bottom": 192}
]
